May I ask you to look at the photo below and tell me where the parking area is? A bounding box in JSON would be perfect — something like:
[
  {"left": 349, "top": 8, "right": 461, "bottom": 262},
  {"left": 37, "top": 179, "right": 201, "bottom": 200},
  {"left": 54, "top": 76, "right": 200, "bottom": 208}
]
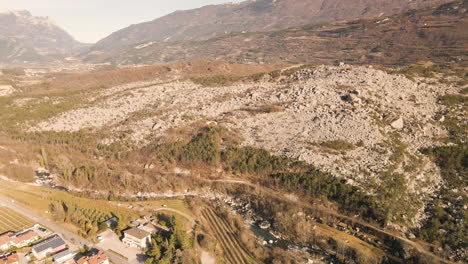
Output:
[{"left": 97, "top": 230, "right": 143, "bottom": 264}]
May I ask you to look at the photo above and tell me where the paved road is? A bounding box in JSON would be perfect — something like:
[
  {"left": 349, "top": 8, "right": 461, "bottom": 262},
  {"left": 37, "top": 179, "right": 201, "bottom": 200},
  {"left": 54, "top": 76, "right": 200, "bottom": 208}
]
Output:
[{"left": 0, "top": 196, "right": 135, "bottom": 264}]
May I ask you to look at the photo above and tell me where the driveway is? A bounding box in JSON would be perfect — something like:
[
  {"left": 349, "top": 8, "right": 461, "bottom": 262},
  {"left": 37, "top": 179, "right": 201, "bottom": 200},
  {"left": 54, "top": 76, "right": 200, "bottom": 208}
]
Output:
[{"left": 98, "top": 230, "right": 145, "bottom": 264}]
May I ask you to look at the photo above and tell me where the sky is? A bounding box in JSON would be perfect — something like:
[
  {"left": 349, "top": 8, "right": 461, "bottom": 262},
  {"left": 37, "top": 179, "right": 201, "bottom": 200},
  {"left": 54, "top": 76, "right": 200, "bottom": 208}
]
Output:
[{"left": 0, "top": 0, "right": 243, "bottom": 43}]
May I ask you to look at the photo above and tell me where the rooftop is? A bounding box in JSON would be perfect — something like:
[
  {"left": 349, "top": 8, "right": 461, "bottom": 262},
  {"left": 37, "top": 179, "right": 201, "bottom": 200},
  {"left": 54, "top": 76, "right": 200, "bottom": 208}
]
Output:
[
  {"left": 12, "top": 230, "right": 39, "bottom": 244},
  {"left": 0, "top": 232, "right": 14, "bottom": 246},
  {"left": 32, "top": 235, "right": 66, "bottom": 253},
  {"left": 0, "top": 253, "right": 19, "bottom": 264},
  {"left": 124, "top": 227, "right": 151, "bottom": 240},
  {"left": 76, "top": 250, "right": 109, "bottom": 264},
  {"left": 53, "top": 249, "right": 73, "bottom": 260}
]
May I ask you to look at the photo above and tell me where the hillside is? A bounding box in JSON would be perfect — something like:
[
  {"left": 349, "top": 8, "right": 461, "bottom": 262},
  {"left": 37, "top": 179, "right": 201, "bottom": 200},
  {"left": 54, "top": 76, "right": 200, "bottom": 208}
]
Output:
[
  {"left": 0, "top": 61, "right": 466, "bottom": 262},
  {"left": 0, "top": 1, "right": 466, "bottom": 263},
  {"left": 83, "top": 0, "right": 467, "bottom": 66},
  {"left": 0, "top": 10, "right": 85, "bottom": 64},
  {"left": 83, "top": 0, "right": 455, "bottom": 63}
]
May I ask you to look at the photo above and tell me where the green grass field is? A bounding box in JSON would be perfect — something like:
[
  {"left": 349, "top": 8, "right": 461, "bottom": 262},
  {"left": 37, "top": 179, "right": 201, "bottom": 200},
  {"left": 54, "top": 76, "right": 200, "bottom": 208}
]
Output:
[{"left": 0, "top": 206, "right": 35, "bottom": 234}]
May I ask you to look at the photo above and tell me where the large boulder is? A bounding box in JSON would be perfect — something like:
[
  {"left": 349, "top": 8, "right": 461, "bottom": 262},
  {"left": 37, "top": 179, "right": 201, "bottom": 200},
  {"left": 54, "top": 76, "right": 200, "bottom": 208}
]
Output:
[{"left": 391, "top": 117, "right": 404, "bottom": 130}]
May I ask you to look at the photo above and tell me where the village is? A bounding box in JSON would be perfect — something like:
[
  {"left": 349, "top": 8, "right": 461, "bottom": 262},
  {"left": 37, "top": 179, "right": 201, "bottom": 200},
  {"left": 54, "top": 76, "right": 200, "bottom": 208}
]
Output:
[{"left": 0, "top": 204, "right": 173, "bottom": 264}]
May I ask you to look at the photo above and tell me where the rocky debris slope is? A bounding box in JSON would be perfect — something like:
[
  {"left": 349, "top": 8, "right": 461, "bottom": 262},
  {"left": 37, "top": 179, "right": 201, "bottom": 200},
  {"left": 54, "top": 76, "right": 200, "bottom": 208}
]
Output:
[{"left": 33, "top": 65, "right": 461, "bottom": 224}]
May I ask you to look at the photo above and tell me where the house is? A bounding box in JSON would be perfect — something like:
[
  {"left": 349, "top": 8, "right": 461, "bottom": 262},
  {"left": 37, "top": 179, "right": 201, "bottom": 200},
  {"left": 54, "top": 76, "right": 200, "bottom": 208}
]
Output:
[
  {"left": 0, "top": 230, "right": 40, "bottom": 251},
  {"left": 138, "top": 222, "right": 157, "bottom": 233},
  {"left": 11, "top": 230, "right": 40, "bottom": 248},
  {"left": 103, "top": 217, "right": 118, "bottom": 228},
  {"left": 139, "top": 222, "right": 169, "bottom": 234},
  {"left": 0, "top": 232, "right": 14, "bottom": 251},
  {"left": 31, "top": 235, "right": 67, "bottom": 260},
  {"left": 0, "top": 253, "right": 19, "bottom": 264},
  {"left": 75, "top": 250, "right": 109, "bottom": 264},
  {"left": 53, "top": 249, "right": 74, "bottom": 263},
  {"left": 122, "top": 227, "right": 151, "bottom": 249}
]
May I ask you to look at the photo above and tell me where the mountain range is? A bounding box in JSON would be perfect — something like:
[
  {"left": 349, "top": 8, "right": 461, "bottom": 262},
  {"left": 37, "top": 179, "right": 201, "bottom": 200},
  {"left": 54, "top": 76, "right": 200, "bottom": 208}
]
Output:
[
  {"left": 82, "top": 0, "right": 468, "bottom": 66},
  {"left": 0, "top": 0, "right": 461, "bottom": 65},
  {"left": 0, "top": 10, "right": 85, "bottom": 64}
]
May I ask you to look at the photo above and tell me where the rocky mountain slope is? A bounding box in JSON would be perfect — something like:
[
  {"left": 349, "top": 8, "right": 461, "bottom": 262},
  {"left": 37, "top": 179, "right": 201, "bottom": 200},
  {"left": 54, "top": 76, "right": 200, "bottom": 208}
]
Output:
[
  {"left": 83, "top": 0, "right": 456, "bottom": 63},
  {"left": 0, "top": 10, "right": 85, "bottom": 63},
  {"left": 28, "top": 63, "right": 465, "bottom": 226},
  {"left": 0, "top": 61, "right": 466, "bottom": 262}
]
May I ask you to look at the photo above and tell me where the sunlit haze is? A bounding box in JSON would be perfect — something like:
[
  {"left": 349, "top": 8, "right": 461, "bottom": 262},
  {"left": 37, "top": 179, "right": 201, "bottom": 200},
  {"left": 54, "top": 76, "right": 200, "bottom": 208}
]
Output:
[{"left": 0, "top": 0, "right": 243, "bottom": 43}]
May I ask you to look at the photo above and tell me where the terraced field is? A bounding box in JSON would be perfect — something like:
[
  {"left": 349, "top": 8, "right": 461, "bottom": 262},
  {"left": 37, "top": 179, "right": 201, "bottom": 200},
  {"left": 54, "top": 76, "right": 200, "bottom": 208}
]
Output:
[
  {"left": 202, "top": 208, "right": 257, "bottom": 264},
  {"left": 0, "top": 206, "right": 35, "bottom": 233}
]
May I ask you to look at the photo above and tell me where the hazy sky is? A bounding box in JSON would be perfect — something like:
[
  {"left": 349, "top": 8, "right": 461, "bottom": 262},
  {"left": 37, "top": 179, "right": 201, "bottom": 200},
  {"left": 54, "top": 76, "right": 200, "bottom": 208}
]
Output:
[{"left": 0, "top": 0, "right": 243, "bottom": 43}]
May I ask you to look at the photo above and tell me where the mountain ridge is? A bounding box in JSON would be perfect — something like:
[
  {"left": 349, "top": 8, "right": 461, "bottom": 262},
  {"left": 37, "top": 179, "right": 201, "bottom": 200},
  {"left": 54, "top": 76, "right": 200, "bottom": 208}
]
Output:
[
  {"left": 83, "top": 0, "right": 467, "bottom": 66},
  {"left": 0, "top": 10, "right": 86, "bottom": 64},
  {"left": 88, "top": 0, "right": 455, "bottom": 54}
]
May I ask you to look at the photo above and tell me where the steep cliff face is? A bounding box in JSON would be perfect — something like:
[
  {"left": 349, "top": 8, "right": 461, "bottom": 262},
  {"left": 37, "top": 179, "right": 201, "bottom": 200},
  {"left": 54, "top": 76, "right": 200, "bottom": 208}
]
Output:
[{"left": 0, "top": 10, "right": 85, "bottom": 63}]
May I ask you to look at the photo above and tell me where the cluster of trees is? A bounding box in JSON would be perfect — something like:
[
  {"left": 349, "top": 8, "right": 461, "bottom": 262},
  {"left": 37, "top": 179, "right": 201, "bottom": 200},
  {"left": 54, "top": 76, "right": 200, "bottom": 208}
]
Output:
[
  {"left": 48, "top": 200, "right": 130, "bottom": 238},
  {"left": 149, "top": 127, "right": 405, "bottom": 225},
  {"left": 419, "top": 144, "right": 467, "bottom": 256},
  {"left": 48, "top": 201, "right": 110, "bottom": 237},
  {"left": 152, "top": 126, "right": 225, "bottom": 166},
  {"left": 221, "top": 147, "right": 289, "bottom": 175},
  {"left": 145, "top": 216, "right": 194, "bottom": 264},
  {"left": 270, "top": 171, "right": 385, "bottom": 223}
]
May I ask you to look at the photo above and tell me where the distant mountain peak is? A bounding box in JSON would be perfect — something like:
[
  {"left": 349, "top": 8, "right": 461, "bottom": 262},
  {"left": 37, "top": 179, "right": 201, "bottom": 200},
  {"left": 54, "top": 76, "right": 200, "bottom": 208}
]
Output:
[
  {"left": 0, "top": 9, "right": 57, "bottom": 27},
  {"left": 0, "top": 9, "right": 86, "bottom": 64},
  {"left": 0, "top": 9, "right": 29, "bottom": 15}
]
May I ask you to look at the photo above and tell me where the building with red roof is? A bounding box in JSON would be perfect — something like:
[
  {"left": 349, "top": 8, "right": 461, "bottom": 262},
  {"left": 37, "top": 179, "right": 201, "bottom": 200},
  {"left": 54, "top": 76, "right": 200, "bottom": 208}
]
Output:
[
  {"left": 0, "top": 253, "right": 19, "bottom": 264},
  {"left": 75, "top": 250, "right": 109, "bottom": 264}
]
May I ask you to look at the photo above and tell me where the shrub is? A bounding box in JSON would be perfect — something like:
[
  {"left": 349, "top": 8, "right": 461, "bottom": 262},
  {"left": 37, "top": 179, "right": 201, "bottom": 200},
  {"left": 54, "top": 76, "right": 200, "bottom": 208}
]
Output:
[
  {"left": 317, "top": 140, "right": 356, "bottom": 151},
  {"left": 419, "top": 144, "right": 467, "bottom": 252}
]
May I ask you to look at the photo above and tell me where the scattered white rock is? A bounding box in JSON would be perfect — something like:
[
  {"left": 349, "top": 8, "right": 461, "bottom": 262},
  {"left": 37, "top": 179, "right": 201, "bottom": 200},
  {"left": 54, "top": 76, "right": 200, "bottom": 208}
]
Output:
[{"left": 0, "top": 85, "right": 15, "bottom": 96}]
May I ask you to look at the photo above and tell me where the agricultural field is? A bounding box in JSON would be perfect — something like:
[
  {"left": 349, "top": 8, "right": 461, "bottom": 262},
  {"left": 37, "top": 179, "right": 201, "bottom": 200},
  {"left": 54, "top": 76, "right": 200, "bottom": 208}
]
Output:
[
  {"left": 0, "top": 179, "right": 195, "bottom": 238},
  {"left": 0, "top": 206, "right": 35, "bottom": 234},
  {"left": 202, "top": 208, "right": 258, "bottom": 264},
  {"left": 0, "top": 179, "right": 140, "bottom": 237}
]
